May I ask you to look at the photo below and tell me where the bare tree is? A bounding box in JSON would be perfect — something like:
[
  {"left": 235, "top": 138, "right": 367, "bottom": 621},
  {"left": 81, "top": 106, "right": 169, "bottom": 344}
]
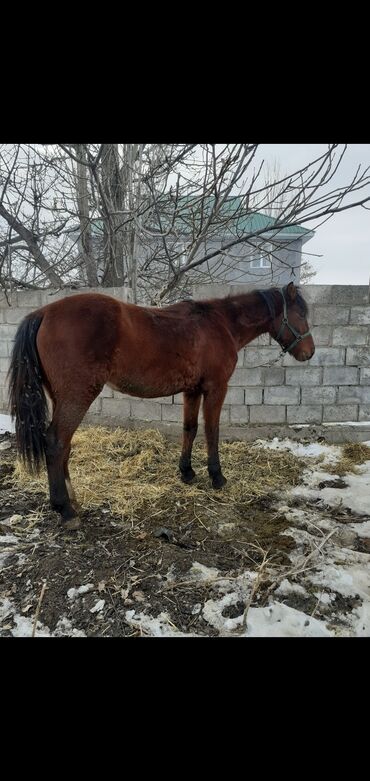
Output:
[
  {"left": 300, "top": 261, "right": 318, "bottom": 284},
  {"left": 1, "top": 143, "right": 368, "bottom": 303}
]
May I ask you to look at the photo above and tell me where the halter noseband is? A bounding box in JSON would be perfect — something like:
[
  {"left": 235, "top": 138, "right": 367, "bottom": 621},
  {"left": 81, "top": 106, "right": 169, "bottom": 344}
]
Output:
[{"left": 258, "top": 288, "right": 311, "bottom": 354}]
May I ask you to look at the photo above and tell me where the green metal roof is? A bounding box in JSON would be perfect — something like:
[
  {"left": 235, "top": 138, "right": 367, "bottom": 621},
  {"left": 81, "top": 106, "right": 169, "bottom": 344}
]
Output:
[{"left": 169, "top": 195, "right": 312, "bottom": 239}]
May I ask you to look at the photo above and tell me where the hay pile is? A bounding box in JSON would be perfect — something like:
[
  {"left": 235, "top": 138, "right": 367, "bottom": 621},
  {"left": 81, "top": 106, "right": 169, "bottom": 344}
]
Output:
[
  {"left": 327, "top": 441, "right": 370, "bottom": 476},
  {"left": 11, "top": 427, "right": 305, "bottom": 523}
]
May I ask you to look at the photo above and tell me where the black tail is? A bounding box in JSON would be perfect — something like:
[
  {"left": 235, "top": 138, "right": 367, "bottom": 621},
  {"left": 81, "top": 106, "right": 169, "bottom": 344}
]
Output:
[{"left": 8, "top": 314, "right": 49, "bottom": 474}]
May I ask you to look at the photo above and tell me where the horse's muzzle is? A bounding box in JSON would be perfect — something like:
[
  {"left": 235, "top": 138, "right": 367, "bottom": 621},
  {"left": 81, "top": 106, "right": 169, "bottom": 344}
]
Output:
[{"left": 296, "top": 347, "right": 315, "bottom": 362}]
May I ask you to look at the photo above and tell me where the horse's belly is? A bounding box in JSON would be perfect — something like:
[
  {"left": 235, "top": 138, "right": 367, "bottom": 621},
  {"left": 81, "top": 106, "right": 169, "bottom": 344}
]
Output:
[
  {"left": 107, "top": 376, "right": 196, "bottom": 398},
  {"left": 108, "top": 355, "right": 201, "bottom": 398}
]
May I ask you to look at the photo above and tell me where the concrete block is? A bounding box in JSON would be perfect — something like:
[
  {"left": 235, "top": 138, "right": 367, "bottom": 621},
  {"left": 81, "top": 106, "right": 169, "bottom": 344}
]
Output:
[
  {"left": 287, "top": 405, "right": 323, "bottom": 424},
  {"left": 312, "top": 306, "right": 350, "bottom": 325},
  {"left": 346, "top": 347, "right": 370, "bottom": 366},
  {"left": 309, "top": 348, "right": 346, "bottom": 366},
  {"left": 360, "top": 368, "right": 370, "bottom": 385},
  {"left": 16, "top": 291, "right": 42, "bottom": 308},
  {"left": 244, "top": 347, "right": 280, "bottom": 367},
  {"left": 285, "top": 367, "right": 322, "bottom": 386},
  {"left": 229, "top": 368, "right": 263, "bottom": 386},
  {"left": 225, "top": 387, "right": 244, "bottom": 405},
  {"left": 331, "top": 286, "right": 369, "bottom": 305},
  {"left": 311, "top": 326, "right": 332, "bottom": 346},
  {"left": 130, "top": 400, "right": 162, "bottom": 421},
  {"left": 338, "top": 386, "right": 370, "bottom": 404},
  {"left": 264, "top": 386, "right": 300, "bottom": 405},
  {"left": 230, "top": 405, "right": 249, "bottom": 423},
  {"left": 249, "top": 405, "right": 286, "bottom": 424},
  {"left": 332, "top": 326, "right": 368, "bottom": 346},
  {"left": 244, "top": 388, "right": 263, "bottom": 404},
  {"left": 262, "top": 367, "right": 285, "bottom": 385},
  {"left": 323, "top": 405, "right": 358, "bottom": 422},
  {"left": 323, "top": 367, "right": 358, "bottom": 385},
  {"left": 350, "top": 307, "right": 370, "bottom": 325},
  {"left": 102, "top": 398, "right": 131, "bottom": 418},
  {"left": 302, "top": 387, "right": 337, "bottom": 404},
  {"left": 161, "top": 404, "right": 183, "bottom": 422}
]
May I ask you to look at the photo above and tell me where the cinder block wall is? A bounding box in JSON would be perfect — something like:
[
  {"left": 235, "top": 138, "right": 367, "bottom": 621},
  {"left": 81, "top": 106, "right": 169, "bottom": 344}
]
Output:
[
  {"left": 1, "top": 284, "right": 370, "bottom": 435},
  {"left": 193, "top": 283, "right": 370, "bottom": 426}
]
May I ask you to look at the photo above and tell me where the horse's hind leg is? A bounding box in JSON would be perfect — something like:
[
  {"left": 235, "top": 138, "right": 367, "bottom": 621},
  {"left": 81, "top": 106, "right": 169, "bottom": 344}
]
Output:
[
  {"left": 45, "top": 398, "right": 95, "bottom": 529},
  {"left": 179, "top": 390, "right": 202, "bottom": 484}
]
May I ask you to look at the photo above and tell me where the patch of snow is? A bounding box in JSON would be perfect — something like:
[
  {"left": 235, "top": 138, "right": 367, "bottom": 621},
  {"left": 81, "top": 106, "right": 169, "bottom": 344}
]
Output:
[
  {"left": 322, "top": 422, "right": 370, "bottom": 427},
  {"left": 1, "top": 597, "right": 87, "bottom": 637},
  {"left": 67, "top": 583, "right": 94, "bottom": 599},
  {"left": 0, "top": 598, "right": 50, "bottom": 637},
  {"left": 244, "top": 603, "right": 332, "bottom": 637},
  {"left": 353, "top": 602, "right": 370, "bottom": 637},
  {"left": 0, "top": 534, "right": 19, "bottom": 544},
  {"left": 254, "top": 437, "right": 341, "bottom": 463},
  {"left": 12, "top": 614, "right": 50, "bottom": 637},
  {"left": 90, "top": 599, "right": 105, "bottom": 613},
  {"left": 189, "top": 562, "right": 220, "bottom": 581},
  {"left": 310, "top": 562, "right": 370, "bottom": 601},
  {"left": 125, "top": 610, "right": 198, "bottom": 637},
  {"left": 314, "top": 592, "right": 336, "bottom": 605},
  {"left": 0, "top": 550, "right": 26, "bottom": 570},
  {"left": 348, "top": 521, "right": 370, "bottom": 539},
  {"left": 202, "top": 594, "right": 332, "bottom": 637},
  {"left": 1, "top": 515, "right": 23, "bottom": 526},
  {"left": 53, "top": 617, "right": 86, "bottom": 637},
  {"left": 290, "top": 462, "right": 370, "bottom": 517},
  {"left": 202, "top": 593, "right": 245, "bottom": 633},
  {"left": 0, "top": 414, "right": 15, "bottom": 434},
  {"left": 275, "top": 579, "right": 308, "bottom": 597}
]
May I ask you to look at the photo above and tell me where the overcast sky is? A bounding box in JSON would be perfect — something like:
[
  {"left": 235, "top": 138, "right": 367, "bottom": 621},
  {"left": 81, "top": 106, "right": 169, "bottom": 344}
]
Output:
[{"left": 259, "top": 144, "right": 370, "bottom": 285}]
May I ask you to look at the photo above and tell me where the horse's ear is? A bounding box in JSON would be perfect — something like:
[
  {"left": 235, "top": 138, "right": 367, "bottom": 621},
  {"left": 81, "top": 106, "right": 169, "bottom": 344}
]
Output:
[{"left": 286, "top": 282, "right": 297, "bottom": 301}]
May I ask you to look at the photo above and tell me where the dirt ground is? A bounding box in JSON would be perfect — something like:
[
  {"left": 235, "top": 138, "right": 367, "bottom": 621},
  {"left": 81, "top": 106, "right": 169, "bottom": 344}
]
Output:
[{"left": 1, "top": 430, "right": 369, "bottom": 637}]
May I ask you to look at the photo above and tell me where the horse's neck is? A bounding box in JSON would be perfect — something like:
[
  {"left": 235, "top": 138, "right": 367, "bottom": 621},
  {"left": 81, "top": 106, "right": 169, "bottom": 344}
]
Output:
[{"left": 218, "top": 293, "right": 271, "bottom": 351}]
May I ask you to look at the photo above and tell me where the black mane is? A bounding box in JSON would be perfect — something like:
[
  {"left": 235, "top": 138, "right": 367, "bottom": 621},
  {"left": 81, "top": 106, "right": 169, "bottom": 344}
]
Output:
[{"left": 257, "top": 286, "right": 309, "bottom": 319}]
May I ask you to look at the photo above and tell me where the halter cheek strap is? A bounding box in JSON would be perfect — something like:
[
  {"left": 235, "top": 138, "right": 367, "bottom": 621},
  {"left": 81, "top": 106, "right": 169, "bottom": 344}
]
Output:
[{"left": 258, "top": 288, "right": 311, "bottom": 354}]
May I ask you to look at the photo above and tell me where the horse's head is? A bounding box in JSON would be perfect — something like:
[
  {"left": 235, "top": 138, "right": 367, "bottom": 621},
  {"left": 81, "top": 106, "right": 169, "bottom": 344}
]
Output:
[{"left": 261, "top": 283, "right": 315, "bottom": 362}]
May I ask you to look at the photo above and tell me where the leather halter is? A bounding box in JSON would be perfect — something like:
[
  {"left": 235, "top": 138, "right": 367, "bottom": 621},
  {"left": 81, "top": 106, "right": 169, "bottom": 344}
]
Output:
[{"left": 258, "top": 287, "right": 311, "bottom": 354}]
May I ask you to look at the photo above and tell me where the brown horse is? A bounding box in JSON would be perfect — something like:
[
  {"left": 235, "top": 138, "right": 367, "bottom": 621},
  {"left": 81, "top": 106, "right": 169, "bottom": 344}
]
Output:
[{"left": 8, "top": 282, "right": 314, "bottom": 530}]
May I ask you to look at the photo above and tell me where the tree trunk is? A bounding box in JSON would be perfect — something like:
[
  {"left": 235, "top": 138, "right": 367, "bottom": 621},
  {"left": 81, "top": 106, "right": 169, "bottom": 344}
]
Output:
[
  {"left": 100, "top": 144, "right": 125, "bottom": 286},
  {"left": 75, "top": 144, "right": 97, "bottom": 286}
]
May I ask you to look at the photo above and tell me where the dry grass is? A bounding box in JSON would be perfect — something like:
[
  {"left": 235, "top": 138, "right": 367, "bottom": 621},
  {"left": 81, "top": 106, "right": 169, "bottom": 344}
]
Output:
[
  {"left": 12, "top": 426, "right": 305, "bottom": 523},
  {"left": 327, "top": 441, "right": 370, "bottom": 476}
]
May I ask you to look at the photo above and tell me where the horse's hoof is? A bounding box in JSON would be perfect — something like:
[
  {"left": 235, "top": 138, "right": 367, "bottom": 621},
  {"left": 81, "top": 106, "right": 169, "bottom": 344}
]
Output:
[
  {"left": 62, "top": 516, "right": 82, "bottom": 531},
  {"left": 180, "top": 469, "right": 196, "bottom": 485},
  {"left": 212, "top": 475, "right": 227, "bottom": 490}
]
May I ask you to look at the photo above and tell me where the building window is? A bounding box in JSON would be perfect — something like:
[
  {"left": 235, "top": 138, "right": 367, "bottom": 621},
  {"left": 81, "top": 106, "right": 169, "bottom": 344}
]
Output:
[
  {"left": 175, "top": 241, "right": 187, "bottom": 266},
  {"left": 250, "top": 256, "right": 270, "bottom": 268},
  {"left": 250, "top": 243, "right": 272, "bottom": 268}
]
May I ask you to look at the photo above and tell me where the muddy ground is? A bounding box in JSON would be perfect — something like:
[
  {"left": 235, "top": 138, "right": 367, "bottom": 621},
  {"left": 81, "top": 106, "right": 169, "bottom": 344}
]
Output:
[{"left": 1, "top": 431, "right": 369, "bottom": 637}]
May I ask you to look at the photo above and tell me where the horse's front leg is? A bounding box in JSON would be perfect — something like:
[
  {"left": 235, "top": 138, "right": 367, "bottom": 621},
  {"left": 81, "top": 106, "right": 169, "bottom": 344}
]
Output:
[
  {"left": 202, "top": 383, "right": 228, "bottom": 489},
  {"left": 179, "top": 390, "right": 202, "bottom": 484}
]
